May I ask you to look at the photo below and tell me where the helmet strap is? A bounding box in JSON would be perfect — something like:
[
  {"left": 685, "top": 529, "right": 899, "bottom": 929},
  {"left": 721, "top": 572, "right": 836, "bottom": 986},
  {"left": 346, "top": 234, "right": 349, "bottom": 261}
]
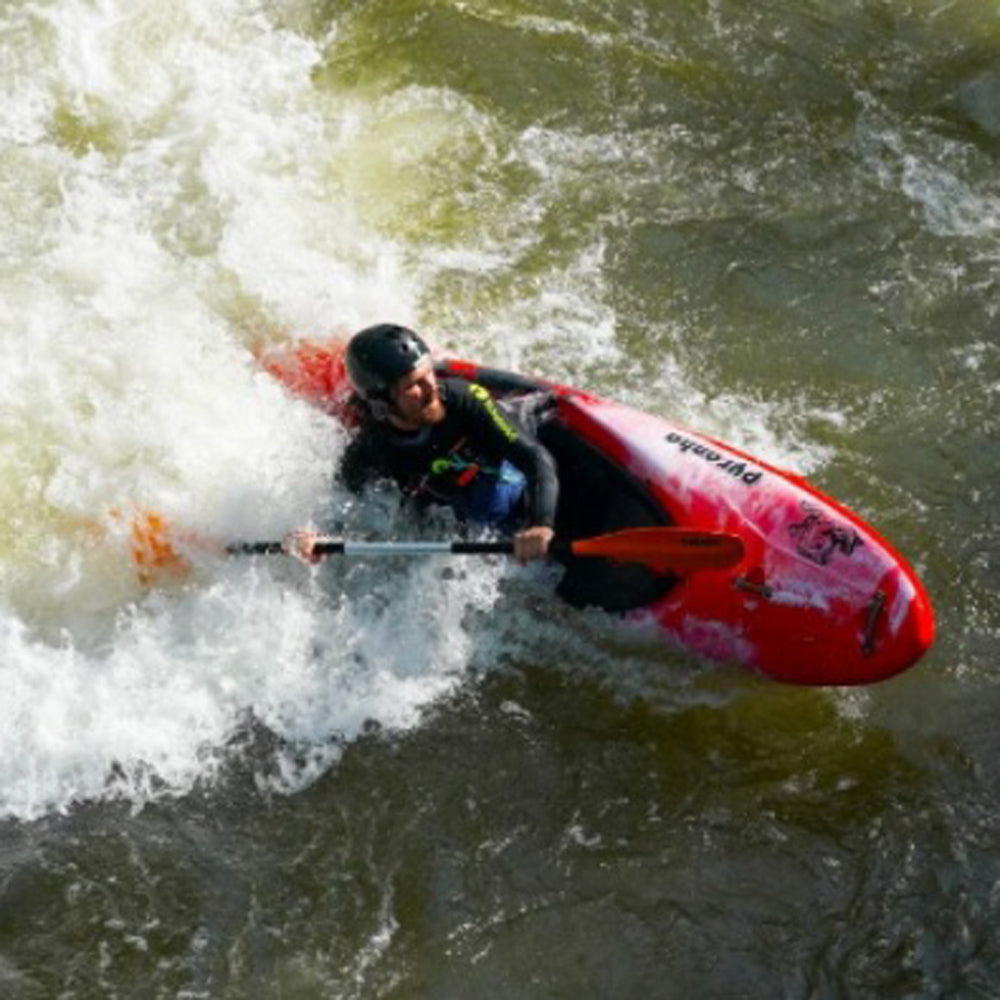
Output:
[{"left": 367, "top": 396, "right": 391, "bottom": 421}]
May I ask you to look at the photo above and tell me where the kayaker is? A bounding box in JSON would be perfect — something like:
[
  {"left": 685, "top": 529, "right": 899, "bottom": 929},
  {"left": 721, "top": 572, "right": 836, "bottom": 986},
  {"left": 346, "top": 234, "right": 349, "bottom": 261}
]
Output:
[{"left": 286, "top": 323, "right": 559, "bottom": 564}]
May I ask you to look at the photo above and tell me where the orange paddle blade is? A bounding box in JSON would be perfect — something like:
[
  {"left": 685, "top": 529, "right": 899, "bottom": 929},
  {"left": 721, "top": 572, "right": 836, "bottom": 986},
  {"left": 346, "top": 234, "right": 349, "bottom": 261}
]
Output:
[
  {"left": 112, "top": 509, "right": 190, "bottom": 584},
  {"left": 569, "top": 527, "right": 744, "bottom": 572}
]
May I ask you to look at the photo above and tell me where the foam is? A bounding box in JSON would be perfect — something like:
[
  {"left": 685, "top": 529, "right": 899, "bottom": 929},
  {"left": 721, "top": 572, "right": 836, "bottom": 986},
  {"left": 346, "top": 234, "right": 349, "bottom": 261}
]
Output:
[
  {"left": 0, "top": 0, "right": 847, "bottom": 819},
  {"left": 0, "top": 0, "right": 431, "bottom": 817}
]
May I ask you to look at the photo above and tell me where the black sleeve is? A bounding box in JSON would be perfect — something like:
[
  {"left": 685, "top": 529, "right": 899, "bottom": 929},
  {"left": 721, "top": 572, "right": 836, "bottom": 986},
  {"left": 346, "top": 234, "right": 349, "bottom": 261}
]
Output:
[
  {"left": 450, "top": 381, "right": 560, "bottom": 528},
  {"left": 338, "top": 428, "right": 381, "bottom": 495}
]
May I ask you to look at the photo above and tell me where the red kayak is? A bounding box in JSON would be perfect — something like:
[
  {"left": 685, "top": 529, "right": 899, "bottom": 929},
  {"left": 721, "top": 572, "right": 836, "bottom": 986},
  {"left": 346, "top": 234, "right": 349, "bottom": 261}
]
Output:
[{"left": 261, "top": 340, "right": 935, "bottom": 686}]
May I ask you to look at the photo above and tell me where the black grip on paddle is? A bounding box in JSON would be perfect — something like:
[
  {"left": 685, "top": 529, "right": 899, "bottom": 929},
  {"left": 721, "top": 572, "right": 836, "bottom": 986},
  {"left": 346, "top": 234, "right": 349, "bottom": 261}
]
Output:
[
  {"left": 451, "top": 540, "right": 573, "bottom": 556},
  {"left": 314, "top": 541, "right": 347, "bottom": 554},
  {"left": 226, "top": 541, "right": 284, "bottom": 554},
  {"left": 450, "top": 540, "right": 515, "bottom": 554}
]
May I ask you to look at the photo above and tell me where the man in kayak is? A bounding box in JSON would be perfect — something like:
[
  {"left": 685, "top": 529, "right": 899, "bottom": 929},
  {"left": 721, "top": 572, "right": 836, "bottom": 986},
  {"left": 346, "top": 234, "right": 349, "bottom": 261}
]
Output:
[{"left": 287, "top": 323, "right": 559, "bottom": 564}]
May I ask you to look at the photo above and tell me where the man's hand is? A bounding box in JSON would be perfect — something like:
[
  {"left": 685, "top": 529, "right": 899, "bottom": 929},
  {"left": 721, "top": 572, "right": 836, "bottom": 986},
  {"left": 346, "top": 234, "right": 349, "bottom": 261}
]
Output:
[
  {"left": 282, "top": 530, "right": 323, "bottom": 564},
  {"left": 513, "top": 525, "right": 555, "bottom": 565}
]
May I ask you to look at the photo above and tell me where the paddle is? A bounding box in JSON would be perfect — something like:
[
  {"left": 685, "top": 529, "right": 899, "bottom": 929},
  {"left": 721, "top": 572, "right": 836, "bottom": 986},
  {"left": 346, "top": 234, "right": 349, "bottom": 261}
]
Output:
[
  {"left": 123, "top": 510, "right": 743, "bottom": 579},
  {"left": 226, "top": 526, "right": 744, "bottom": 573}
]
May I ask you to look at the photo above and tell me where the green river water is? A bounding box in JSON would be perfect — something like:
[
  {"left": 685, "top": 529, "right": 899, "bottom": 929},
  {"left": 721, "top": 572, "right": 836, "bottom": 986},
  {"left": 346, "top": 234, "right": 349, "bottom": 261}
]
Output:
[{"left": 1, "top": 0, "right": 998, "bottom": 996}]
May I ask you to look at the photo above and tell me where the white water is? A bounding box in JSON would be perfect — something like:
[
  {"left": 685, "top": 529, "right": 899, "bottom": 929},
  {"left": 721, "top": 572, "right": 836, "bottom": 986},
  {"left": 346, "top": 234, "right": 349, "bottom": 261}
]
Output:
[{"left": 0, "top": 0, "right": 837, "bottom": 820}]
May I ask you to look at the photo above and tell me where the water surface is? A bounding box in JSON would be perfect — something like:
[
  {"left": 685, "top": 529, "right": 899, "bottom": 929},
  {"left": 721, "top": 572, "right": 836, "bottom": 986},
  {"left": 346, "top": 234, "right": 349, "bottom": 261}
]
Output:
[{"left": 1, "top": 0, "right": 998, "bottom": 996}]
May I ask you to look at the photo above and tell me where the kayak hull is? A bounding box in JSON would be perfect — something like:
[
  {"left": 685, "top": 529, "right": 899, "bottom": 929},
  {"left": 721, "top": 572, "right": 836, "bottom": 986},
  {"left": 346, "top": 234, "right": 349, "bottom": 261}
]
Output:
[
  {"left": 262, "top": 342, "right": 935, "bottom": 686},
  {"left": 546, "top": 389, "right": 934, "bottom": 685}
]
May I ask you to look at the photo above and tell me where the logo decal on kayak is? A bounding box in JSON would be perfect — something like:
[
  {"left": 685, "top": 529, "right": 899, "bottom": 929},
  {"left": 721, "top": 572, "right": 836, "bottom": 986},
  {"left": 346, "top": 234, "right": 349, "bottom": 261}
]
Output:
[
  {"left": 665, "top": 432, "right": 763, "bottom": 486},
  {"left": 789, "top": 503, "right": 863, "bottom": 566}
]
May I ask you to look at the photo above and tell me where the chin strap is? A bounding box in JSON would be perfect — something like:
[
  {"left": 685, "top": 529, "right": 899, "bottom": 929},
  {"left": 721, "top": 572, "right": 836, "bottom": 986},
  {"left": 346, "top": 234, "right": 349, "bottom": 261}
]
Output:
[{"left": 365, "top": 395, "right": 391, "bottom": 421}]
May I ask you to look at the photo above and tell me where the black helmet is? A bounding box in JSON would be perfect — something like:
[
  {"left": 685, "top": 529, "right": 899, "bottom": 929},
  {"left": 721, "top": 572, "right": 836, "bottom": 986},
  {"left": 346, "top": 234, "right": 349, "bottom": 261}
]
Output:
[{"left": 345, "top": 324, "right": 431, "bottom": 400}]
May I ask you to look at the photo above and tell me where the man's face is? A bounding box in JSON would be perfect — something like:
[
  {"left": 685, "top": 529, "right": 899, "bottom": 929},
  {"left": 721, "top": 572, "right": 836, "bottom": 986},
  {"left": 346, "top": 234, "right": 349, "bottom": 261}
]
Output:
[{"left": 390, "top": 359, "right": 445, "bottom": 427}]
